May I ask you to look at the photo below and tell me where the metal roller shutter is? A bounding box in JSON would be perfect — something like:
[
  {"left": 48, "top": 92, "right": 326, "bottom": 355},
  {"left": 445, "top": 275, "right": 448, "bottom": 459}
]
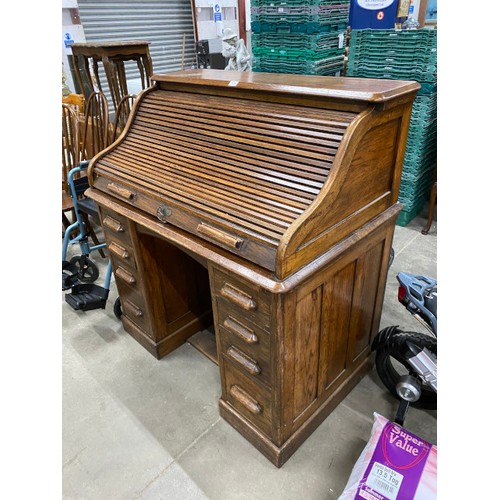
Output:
[{"left": 77, "top": 0, "right": 196, "bottom": 100}]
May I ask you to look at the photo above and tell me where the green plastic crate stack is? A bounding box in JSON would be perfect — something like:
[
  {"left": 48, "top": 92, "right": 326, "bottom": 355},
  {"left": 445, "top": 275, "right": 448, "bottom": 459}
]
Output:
[
  {"left": 251, "top": 8, "right": 350, "bottom": 32},
  {"left": 253, "top": 54, "right": 345, "bottom": 75},
  {"left": 252, "top": 33, "right": 346, "bottom": 60},
  {"left": 345, "top": 28, "right": 437, "bottom": 226},
  {"left": 398, "top": 114, "right": 436, "bottom": 227},
  {"left": 347, "top": 28, "right": 437, "bottom": 53},
  {"left": 251, "top": 0, "right": 349, "bottom": 76},
  {"left": 346, "top": 29, "right": 437, "bottom": 85},
  {"left": 397, "top": 91, "right": 437, "bottom": 226},
  {"left": 253, "top": 0, "right": 347, "bottom": 5}
]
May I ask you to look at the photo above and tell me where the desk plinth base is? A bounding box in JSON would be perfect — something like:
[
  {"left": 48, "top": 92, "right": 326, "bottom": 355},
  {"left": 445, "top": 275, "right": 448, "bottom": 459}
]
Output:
[
  {"left": 188, "top": 330, "right": 219, "bottom": 365},
  {"left": 122, "top": 312, "right": 212, "bottom": 360},
  {"left": 219, "top": 355, "right": 373, "bottom": 468}
]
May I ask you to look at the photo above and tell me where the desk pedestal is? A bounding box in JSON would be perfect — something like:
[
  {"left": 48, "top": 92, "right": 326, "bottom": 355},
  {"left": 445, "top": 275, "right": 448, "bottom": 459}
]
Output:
[{"left": 94, "top": 191, "right": 398, "bottom": 467}]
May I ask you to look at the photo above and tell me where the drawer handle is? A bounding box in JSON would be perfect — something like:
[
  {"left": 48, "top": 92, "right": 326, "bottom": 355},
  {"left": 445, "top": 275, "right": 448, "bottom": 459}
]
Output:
[
  {"left": 220, "top": 283, "right": 256, "bottom": 311},
  {"left": 227, "top": 346, "right": 261, "bottom": 376},
  {"left": 107, "top": 183, "right": 135, "bottom": 200},
  {"left": 229, "top": 385, "right": 262, "bottom": 415},
  {"left": 115, "top": 266, "right": 136, "bottom": 285},
  {"left": 109, "top": 241, "right": 129, "bottom": 260},
  {"left": 197, "top": 223, "right": 243, "bottom": 250},
  {"left": 103, "top": 215, "right": 125, "bottom": 233},
  {"left": 123, "top": 299, "right": 143, "bottom": 317},
  {"left": 223, "top": 316, "right": 258, "bottom": 344}
]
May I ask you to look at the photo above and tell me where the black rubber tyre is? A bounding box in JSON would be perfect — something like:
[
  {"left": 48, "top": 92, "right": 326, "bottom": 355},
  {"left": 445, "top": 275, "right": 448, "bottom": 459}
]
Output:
[
  {"left": 374, "top": 328, "right": 437, "bottom": 410},
  {"left": 113, "top": 297, "right": 122, "bottom": 320},
  {"left": 69, "top": 255, "right": 99, "bottom": 283}
]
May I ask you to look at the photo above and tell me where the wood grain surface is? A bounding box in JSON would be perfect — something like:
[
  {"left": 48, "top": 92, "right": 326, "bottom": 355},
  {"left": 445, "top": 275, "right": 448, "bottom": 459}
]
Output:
[{"left": 87, "top": 70, "right": 418, "bottom": 467}]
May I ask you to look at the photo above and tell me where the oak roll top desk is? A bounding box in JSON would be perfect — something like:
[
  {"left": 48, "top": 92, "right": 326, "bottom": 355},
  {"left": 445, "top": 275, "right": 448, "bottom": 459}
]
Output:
[{"left": 86, "top": 69, "right": 419, "bottom": 467}]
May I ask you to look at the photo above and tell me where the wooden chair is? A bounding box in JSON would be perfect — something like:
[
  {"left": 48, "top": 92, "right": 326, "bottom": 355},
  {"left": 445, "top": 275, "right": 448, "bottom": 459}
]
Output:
[
  {"left": 82, "top": 90, "right": 110, "bottom": 159},
  {"left": 62, "top": 104, "right": 80, "bottom": 232},
  {"left": 63, "top": 92, "right": 109, "bottom": 257},
  {"left": 111, "top": 94, "right": 136, "bottom": 143}
]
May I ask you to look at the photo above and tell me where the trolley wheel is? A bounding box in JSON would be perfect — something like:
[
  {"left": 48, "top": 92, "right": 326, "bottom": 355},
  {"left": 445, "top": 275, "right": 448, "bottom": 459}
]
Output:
[
  {"left": 113, "top": 297, "right": 122, "bottom": 320},
  {"left": 69, "top": 255, "right": 99, "bottom": 283},
  {"left": 374, "top": 328, "right": 437, "bottom": 410}
]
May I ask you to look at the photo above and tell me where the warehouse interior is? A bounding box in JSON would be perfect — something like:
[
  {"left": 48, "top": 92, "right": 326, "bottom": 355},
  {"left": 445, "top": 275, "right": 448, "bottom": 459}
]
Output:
[{"left": 3, "top": 0, "right": 497, "bottom": 498}]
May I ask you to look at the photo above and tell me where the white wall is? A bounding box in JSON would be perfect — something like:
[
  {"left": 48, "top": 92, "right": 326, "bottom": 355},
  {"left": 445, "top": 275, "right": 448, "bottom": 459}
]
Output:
[
  {"left": 193, "top": 0, "right": 239, "bottom": 40},
  {"left": 62, "top": 3, "right": 86, "bottom": 93}
]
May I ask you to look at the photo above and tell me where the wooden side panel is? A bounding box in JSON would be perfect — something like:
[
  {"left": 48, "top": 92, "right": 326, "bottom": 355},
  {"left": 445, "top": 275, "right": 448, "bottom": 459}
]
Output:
[
  {"left": 140, "top": 234, "right": 189, "bottom": 323},
  {"left": 292, "top": 285, "right": 323, "bottom": 418},
  {"left": 318, "top": 262, "right": 356, "bottom": 392},
  {"left": 134, "top": 230, "right": 213, "bottom": 342},
  {"left": 327, "top": 119, "right": 399, "bottom": 223},
  {"left": 278, "top": 101, "right": 414, "bottom": 279},
  {"left": 347, "top": 241, "right": 384, "bottom": 363},
  {"left": 281, "top": 223, "right": 390, "bottom": 440}
]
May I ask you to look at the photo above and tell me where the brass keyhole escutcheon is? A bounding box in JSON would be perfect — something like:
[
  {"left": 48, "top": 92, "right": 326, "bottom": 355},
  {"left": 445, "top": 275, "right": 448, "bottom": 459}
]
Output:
[{"left": 156, "top": 205, "right": 172, "bottom": 223}]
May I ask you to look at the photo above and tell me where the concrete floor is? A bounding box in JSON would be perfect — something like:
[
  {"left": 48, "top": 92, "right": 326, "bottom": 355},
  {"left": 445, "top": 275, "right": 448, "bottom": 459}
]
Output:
[{"left": 62, "top": 209, "right": 437, "bottom": 500}]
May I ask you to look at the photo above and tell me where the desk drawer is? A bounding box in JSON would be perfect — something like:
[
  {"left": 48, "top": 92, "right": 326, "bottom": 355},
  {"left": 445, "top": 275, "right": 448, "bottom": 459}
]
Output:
[
  {"left": 220, "top": 332, "right": 271, "bottom": 389},
  {"left": 222, "top": 361, "right": 272, "bottom": 437},
  {"left": 100, "top": 207, "right": 133, "bottom": 244},
  {"left": 213, "top": 269, "right": 271, "bottom": 331},
  {"left": 218, "top": 303, "right": 271, "bottom": 387},
  {"left": 107, "top": 239, "right": 137, "bottom": 271},
  {"left": 93, "top": 176, "right": 278, "bottom": 273},
  {"left": 114, "top": 265, "right": 139, "bottom": 289},
  {"left": 120, "top": 292, "right": 151, "bottom": 336}
]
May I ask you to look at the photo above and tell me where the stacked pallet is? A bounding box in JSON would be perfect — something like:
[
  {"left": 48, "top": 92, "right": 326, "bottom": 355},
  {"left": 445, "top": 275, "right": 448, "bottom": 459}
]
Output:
[
  {"left": 251, "top": 0, "right": 349, "bottom": 76},
  {"left": 346, "top": 29, "right": 437, "bottom": 226}
]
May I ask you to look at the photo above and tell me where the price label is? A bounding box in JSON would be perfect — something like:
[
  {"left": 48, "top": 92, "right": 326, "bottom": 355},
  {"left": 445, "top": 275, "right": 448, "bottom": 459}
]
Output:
[{"left": 365, "top": 462, "right": 403, "bottom": 500}]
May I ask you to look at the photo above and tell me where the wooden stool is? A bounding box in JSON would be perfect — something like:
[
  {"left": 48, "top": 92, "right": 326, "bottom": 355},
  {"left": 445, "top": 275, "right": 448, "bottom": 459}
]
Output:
[{"left": 69, "top": 41, "right": 153, "bottom": 112}]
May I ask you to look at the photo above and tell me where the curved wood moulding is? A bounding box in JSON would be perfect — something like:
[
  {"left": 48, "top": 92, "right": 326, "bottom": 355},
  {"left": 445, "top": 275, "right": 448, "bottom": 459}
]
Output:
[
  {"left": 87, "top": 83, "right": 157, "bottom": 184},
  {"left": 276, "top": 101, "right": 415, "bottom": 279}
]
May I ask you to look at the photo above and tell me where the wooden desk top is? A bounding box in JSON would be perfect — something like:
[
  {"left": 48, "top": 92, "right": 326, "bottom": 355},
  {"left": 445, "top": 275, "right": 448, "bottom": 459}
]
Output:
[
  {"left": 69, "top": 41, "right": 150, "bottom": 49},
  {"left": 152, "top": 69, "right": 421, "bottom": 104},
  {"left": 69, "top": 41, "right": 151, "bottom": 58}
]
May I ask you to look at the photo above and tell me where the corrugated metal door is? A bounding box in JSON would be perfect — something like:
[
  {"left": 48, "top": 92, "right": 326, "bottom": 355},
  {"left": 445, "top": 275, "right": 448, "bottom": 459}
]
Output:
[{"left": 77, "top": 0, "right": 196, "bottom": 99}]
